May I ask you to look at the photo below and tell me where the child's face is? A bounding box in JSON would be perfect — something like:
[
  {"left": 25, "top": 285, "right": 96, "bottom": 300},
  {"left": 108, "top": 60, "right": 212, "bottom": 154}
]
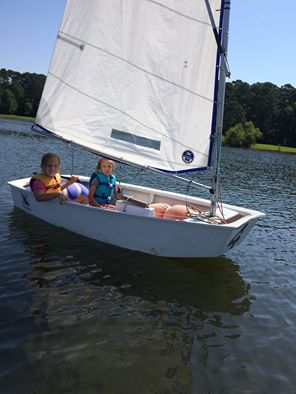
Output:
[
  {"left": 42, "top": 157, "right": 60, "bottom": 177},
  {"left": 100, "top": 160, "right": 114, "bottom": 176}
]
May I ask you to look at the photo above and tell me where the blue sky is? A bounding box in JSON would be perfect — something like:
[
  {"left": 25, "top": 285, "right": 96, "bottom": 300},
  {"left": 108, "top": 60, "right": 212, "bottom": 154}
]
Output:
[{"left": 1, "top": 0, "right": 295, "bottom": 87}]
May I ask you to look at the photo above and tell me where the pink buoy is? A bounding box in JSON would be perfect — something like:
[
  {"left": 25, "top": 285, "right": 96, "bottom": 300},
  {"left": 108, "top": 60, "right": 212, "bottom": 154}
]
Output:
[
  {"left": 163, "top": 205, "right": 189, "bottom": 220},
  {"left": 149, "top": 203, "right": 171, "bottom": 218}
]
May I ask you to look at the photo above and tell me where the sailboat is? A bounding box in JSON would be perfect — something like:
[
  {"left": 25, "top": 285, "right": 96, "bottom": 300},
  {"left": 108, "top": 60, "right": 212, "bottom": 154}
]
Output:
[{"left": 8, "top": 0, "right": 265, "bottom": 258}]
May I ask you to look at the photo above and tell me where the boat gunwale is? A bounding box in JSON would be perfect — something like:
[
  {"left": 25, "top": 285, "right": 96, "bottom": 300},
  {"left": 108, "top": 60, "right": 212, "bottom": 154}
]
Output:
[{"left": 8, "top": 176, "right": 265, "bottom": 230}]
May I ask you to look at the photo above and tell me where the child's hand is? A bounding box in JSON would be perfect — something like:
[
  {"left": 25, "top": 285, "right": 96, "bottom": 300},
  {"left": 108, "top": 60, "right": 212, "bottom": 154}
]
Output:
[
  {"left": 57, "top": 193, "right": 68, "bottom": 203},
  {"left": 69, "top": 176, "right": 79, "bottom": 184},
  {"left": 115, "top": 191, "right": 124, "bottom": 200}
]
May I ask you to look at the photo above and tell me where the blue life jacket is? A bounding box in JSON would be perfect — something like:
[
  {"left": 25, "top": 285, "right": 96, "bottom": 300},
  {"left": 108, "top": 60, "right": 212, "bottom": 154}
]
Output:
[{"left": 89, "top": 172, "right": 117, "bottom": 204}]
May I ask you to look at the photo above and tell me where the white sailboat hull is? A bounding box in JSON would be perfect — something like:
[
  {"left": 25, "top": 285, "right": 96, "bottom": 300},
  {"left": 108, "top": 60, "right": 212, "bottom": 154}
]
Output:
[{"left": 8, "top": 176, "right": 265, "bottom": 258}]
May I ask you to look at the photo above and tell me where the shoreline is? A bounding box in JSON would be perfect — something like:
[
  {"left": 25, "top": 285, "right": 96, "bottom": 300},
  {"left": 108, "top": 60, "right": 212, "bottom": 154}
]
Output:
[
  {"left": 0, "top": 114, "right": 35, "bottom": 123},
  {"left": 1, "top": 114, "right": 295, "bottom": 154}
]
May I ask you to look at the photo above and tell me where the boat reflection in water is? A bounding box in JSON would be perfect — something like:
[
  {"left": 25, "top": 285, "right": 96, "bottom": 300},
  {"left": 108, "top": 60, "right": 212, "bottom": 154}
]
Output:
[{"left": 6, "top": 208, "right": 251, "bottom": 393}]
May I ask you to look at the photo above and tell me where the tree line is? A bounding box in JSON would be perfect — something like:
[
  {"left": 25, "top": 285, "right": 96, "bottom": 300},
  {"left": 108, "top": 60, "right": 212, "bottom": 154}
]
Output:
[
  {"left": 0, "top": 68, "right": 295, "bottom": 147},
  {"left": 0, "top": 68, "right": 45, "bottom": 118},
  {"left": 223, "top": 80, "right": 296, "bottom": 147}
]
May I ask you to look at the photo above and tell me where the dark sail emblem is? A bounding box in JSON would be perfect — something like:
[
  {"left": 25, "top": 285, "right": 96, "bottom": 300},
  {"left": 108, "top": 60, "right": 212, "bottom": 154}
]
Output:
[{"left": 182, "top": 150, "right": 194, "bottom": 163}]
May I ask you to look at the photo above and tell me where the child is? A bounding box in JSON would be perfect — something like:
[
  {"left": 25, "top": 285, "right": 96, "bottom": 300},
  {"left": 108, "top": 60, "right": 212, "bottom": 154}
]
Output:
[
  {"left": 88, "top": 158, "right": 122, "bottom": 209},
  {"left": 30, "top": 152, "right": 88, "bottom": 204},
  {"left": 89, "top": 157, "right": 171, "bottom": 216}
]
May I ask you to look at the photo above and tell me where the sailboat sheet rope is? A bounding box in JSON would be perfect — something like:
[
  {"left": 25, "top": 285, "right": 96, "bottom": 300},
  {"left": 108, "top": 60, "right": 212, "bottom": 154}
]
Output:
[{"left": 36, "top": 0, "right": 224, "bottom": 173}]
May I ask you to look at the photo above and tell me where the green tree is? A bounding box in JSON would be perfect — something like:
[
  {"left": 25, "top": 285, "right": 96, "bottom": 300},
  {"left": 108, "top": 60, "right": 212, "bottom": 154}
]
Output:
[
  {"left": 275, "top": 84, "right": 296, "bottom": 147},
  {"left": 243, "top": 121, "right": 263, "bottom": 147},
  {"left": 0, "top": 68, "right": 45, "bottom": 117},
  {"left": 248, "top": 82, "right": 280, "bottom": 144},
  {"left": 23, "top": 100, "right": 33, "bottom": 116},
  {"left": 21, "top": 72, "right": 45, "bottom": 116},
  {"left": 223, "top": 81, "right": 248, "bottom": 131},
  {"left": 223, "top": 121, "right": 262, "bottom": 148},
  {"left": 1, "top": 89, "right": 17, "bottom": 114}
]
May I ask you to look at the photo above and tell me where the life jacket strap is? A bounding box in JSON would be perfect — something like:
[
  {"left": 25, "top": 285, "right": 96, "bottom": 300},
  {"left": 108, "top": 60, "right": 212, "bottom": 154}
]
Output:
[{"left": 45, "top": 176, "right": 60, "bottom": 190}]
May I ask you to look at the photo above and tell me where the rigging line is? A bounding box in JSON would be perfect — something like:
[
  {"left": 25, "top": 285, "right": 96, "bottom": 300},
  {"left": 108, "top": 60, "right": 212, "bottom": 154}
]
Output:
[
  {"left": 184, "top": 181, "right": 202, "bottom": 217},
  {"left": 149, "top": 167, "right": 212, "bottom": 192},
  {"left": 203, "top": 0, "right": 231, "bottom": 77},
  {"left": 185, "top": 180, "right": 191, "bottom": 216},
  {"left": 57, "top": 31, "right": 213, "bottom": 103},
  {"left": 70, "top": 144, "right": 74, "bottom": 175},
  {"left": 204, "top": 0, "right": 223, "bottom": 54},
  {"left": 216, "top": 176, "right": 227, "bottom": 223},
  {"left": 116, "top": 159, "right": 127, "bottom": 194},
  {"left": 134, "top": 168, "right": 145, "bottom": 180},
  {"left": 48, "top": 71, "right": 207, "bottom": 158}
]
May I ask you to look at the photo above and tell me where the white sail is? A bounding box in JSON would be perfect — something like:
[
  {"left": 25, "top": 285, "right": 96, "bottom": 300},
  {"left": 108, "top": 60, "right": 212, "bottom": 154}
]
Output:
[{"left": 36, "top": 0, "right": 223, "bottom": 173}]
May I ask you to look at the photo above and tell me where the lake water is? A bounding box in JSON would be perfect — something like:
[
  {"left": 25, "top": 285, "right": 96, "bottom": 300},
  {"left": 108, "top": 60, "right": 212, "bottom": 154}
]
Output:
[{"left": 0, "top": 118, "right": 296, "bottom": 393}]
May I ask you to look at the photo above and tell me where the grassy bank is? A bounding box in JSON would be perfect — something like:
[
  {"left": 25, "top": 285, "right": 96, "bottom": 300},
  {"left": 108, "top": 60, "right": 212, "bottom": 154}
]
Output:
[
  {"left": 0, "top": 114, "right": 35, "bottom": 122},
  {"left": 252, "top": 143, "right": 296, "bottom": 154}
]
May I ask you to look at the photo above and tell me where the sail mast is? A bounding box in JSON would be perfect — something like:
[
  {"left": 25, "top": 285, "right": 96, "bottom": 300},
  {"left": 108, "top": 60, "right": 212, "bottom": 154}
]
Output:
[{"left": 206, "top": 0, "right": 231, "bottom": 216}]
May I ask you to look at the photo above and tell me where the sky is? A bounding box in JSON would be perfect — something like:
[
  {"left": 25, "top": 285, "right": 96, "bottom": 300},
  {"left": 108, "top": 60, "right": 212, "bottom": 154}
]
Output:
[{"left": 1, "top": 0, "right": 295, "bottom": 87}]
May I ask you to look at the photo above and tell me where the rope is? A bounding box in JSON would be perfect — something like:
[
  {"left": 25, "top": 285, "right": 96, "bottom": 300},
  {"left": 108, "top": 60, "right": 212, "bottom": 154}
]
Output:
[
  {"left": 69, "top": 143, "right": 74, "bottom": 175},
  {"left": 184, "top": 177, "right": 227, "bottom": 225}
]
